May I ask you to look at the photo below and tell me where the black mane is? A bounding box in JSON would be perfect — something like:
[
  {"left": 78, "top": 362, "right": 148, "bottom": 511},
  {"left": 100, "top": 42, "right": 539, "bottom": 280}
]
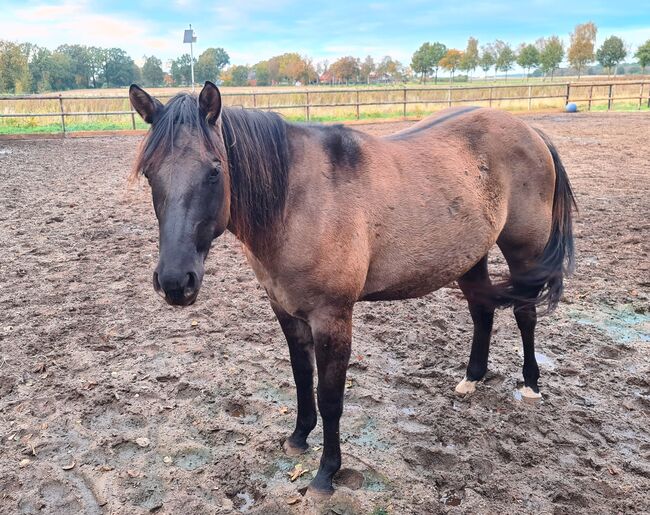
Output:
[{"left": 133, "top": 93, "right": 290, "bottom": 243}]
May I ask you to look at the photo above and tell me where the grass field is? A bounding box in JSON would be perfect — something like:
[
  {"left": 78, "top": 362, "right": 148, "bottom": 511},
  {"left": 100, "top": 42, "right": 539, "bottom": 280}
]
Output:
[{"left": 1, "top": 76, "right": 648, "bottom": 134}]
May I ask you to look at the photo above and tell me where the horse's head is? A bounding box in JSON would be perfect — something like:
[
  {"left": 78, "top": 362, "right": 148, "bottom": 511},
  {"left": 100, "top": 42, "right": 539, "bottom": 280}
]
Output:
[{"left": 130, "top": 82, "right": 230, "bottom": 306}]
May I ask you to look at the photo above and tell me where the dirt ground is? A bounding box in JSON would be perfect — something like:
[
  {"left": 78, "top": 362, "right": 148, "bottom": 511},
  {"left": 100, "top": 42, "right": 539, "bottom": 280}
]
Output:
[{"left": 1, "top": 112, "right": 649, "bottom": 515}]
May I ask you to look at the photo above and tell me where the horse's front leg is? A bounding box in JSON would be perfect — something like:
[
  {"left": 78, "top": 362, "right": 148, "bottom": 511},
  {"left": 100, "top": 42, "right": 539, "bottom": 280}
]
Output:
[
  {"left": 271, "top": 302, "right": 318, "bottom": 455},
  {"left": 308, "top": 306, "right": 353, "bottom": 498}
]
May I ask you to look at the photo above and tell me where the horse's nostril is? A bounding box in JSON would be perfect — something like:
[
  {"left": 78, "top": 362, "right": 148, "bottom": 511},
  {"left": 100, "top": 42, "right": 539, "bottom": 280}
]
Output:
[
  {"left": 185, "top": 272, "right": 197, "bottom": 296},
  {"left": 153, "top": 272, "right": 166, "bottom": 298}
]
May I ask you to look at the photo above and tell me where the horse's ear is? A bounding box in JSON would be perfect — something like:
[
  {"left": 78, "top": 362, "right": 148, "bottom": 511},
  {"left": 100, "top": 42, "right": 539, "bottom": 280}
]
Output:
[
  {"left": 199, "top": 81, "right": 222, "bottom": 125},
  {"left": 129, "top": 84, "right": 163, "bottom": 124}
]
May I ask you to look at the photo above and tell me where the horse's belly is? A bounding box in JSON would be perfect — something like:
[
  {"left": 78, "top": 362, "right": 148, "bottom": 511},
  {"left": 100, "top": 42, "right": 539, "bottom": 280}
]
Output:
[{"left": 360, "top": 232, "right": 495, "bottom": 301}]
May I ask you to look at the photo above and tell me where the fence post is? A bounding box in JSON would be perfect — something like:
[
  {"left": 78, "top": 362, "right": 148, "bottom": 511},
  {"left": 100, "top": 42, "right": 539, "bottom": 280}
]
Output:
[
  {"left": 447, "top": 86, "right": 452, "bottom": 107},
  {"left": 588, "top": 85, "right": 594, "bottom": 111},
  {"left": 488, "top": 86, "right": 493, "bottom": 107},
  {"left": 355, "top": 90, "right": 360, "bottom": 120},
  {"left": 639, "top": 83, "right": 644, "bottom": 110},
  {"left": 527, "top": 85, "right": 532, "bottom": 110},
  {"left": 130, "top": 111, "right": 136, "bottom": 130},
  {"left": 306, "top": 92, "right": 310, "bottom": 121},
  {"left": 564, "top": 83, "right": 571, "bottom": 106},
  {"left": 58, "top": 95, "right": 66, "bottom": 135},
  {"left": 253, "top": 93, "right": 257, "bottom": 108},
  {"left": 607, "top": 84, "right": 613, "bottom": 110},
  {"left": 402, "top": 87, "right": 407, "bottom": 117}
]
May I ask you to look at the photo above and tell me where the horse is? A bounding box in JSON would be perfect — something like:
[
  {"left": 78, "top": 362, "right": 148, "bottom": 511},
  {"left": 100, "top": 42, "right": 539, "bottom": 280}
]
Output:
[{"left": 129, "top": 81, "right": 576, "bottom": 498}]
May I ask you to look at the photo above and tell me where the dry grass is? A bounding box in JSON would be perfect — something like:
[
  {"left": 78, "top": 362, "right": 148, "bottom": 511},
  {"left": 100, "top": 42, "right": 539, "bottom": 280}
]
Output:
[{"left": 1, "top": 77, "right": 648, "bottom": 133}]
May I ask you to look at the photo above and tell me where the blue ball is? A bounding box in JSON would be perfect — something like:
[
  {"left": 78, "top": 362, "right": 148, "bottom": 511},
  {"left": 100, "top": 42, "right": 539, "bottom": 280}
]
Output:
[{"left": 566, "top": 102, "right": 578, "bottom": 113}]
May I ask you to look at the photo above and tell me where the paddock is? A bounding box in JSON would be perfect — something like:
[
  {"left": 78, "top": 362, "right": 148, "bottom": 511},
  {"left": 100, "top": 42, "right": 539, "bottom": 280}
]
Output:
[{"left": 0, "top": 112, "right": 648, "bottom": 514}]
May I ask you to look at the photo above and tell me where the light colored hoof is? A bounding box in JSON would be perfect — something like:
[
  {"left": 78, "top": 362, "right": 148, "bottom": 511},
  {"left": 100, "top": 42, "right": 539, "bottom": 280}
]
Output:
[
  {"left": 283, "top": 439, "right": 308, "bottom": 456},
  {"left": 455, "top": 377, "right": 477, "bottom": 395},
  {"left": 519, "top": 386, "right": 542, "bottom": 402},
  {"left": 305, "top": 485, "right": 334, "bottom": 502}
]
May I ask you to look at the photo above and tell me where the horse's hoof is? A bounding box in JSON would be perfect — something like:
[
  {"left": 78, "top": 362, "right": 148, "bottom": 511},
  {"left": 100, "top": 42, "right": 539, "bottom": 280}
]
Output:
[
  {"left": 305, "top": 485, "right": 334, "bottom": 502},
  {"left": 519, "top": 386, "right": 542, "bottom": 402},
  {"left": 455, "top": 377, "right": 477, "bottom": 395},
  {"left": 283, "top": 439, "right": 308, "bottom": 456}
]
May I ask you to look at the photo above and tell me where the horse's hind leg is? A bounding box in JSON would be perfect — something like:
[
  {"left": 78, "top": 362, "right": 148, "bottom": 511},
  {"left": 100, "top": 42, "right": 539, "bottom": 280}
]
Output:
[
  {"left": 271, "top": 302, "right": 318, "bottom": 455},
  {"left": 455, "top": 255, "right": 495, "bottom": 395},
  {"left": 499, "top": 247, "right": 544, "bottom": 400}
]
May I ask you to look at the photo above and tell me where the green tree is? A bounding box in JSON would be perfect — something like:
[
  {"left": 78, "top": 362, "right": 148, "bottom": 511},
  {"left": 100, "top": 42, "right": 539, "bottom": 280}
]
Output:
[
  {"left": 411, "top": 42, "right": 435, "bottom": 83},
  {"left": 171, "top": 54, "right": 196, "bottom": 85},
  {"left": 517, "top": 43, "right": 540, "bottom": 79},
  {"left": 439, "top": 49, "right": 463, "bottom": 82},
  {"left": 461, "top": 37, "right": 479, "bottom": 79},
  {"left": 478, "top": 45, "right": 495, "bottom": 79},
  {"left": 568, "top": 22, "right": 597, "bottom": 78},
  {"left": 195, "top": 47, "right": 230, "bottom": 83},
  {"left": 103, "top": 48, "right": 136, "bottom": 87},
  {"left": 538, "top": 36, "right": 564, "bottom": 79},
  {"left": 48, "top": 51, "right": 75, "bottom": 91},
  {"left": 0, "top": 40, "right": 31, "bottom": 93},
  {"left": 494, "top": 40, "right": 516, "bottom": 81},
  {"left": 224, "top": 65, "right": 249, "bottom": 86},
  {"left": 596, "top": 36, "right": 627, "bottom": 76},
  {"left": 252, "top": 60, "right": 270, "bottom": 86},
  {"left": 55, "top": 44, "right": 91, "bottom": 87},
  {"left": 28, "top": 46, "right": 53, "bottom": 92},
  {"left": 142, "top": 55, "right": 164, "bottom": 86},
  {"left": 635, "top": 39, "right": 650, "bottom": 73}
]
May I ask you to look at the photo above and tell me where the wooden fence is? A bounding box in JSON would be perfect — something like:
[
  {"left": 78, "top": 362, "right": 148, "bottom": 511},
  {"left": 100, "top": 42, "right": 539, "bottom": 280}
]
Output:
[{"left": 0, "top": 80, "right": 648, "bottom": 134}]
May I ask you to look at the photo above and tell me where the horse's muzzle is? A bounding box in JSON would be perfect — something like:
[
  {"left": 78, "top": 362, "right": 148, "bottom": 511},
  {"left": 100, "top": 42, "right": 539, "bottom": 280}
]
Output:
[{"left": 153, "top": 270, "right": 200, "bottom": 306}]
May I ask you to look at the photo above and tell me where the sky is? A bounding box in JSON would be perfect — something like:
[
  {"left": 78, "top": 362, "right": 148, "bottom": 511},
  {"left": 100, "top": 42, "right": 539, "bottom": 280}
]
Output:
[{"left": 2, "top": 0, "right": 649, "bottom": 70}]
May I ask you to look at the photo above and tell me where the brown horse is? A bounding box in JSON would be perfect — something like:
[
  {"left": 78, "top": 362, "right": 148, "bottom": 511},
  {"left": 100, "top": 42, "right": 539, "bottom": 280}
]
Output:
[{"left": 129, "top": 81, "right": 576, "bottom": 498}]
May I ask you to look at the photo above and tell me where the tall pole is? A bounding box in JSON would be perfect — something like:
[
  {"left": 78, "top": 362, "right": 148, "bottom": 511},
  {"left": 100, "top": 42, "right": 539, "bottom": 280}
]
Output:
[{"left": 190, "top": 24, "right": 195, "bottom": 92}]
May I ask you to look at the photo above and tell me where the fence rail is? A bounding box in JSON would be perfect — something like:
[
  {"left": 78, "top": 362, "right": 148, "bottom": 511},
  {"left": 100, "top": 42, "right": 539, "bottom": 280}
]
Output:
[{"left": 1, "top": 80, "right": 648, "bottom": 135}]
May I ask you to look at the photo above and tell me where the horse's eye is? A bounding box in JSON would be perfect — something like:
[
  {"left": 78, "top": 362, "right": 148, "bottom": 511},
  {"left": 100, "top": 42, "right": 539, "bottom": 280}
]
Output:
[{"left": 208, "top": 164, "right": 221, "bottom": 183}]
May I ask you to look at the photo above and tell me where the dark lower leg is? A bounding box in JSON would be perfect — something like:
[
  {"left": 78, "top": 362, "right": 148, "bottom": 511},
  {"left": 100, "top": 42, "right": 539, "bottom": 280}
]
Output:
[
  {"left": 458, "top": 256, "right": 495, "bottom": 382},
  {"left": 308, "top": 308, "right": 352, "bottom": 495},
  {"left": 514, "top": 302, "right": 540, "bottom": 392},
  {"left": 271, "top": 303, "right": 317, "bottom": 451}
]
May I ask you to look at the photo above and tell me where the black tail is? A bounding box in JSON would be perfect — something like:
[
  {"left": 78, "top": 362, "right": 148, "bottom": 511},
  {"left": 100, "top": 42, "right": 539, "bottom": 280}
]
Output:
[{"left": 490, "top": 128, "right": 577, "bottom": 313}]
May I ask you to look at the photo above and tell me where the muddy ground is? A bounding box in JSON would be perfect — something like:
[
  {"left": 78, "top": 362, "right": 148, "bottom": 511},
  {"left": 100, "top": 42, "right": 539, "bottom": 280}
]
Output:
[{"left": 0, "top": 112, "right": 649, "bottom": 514}]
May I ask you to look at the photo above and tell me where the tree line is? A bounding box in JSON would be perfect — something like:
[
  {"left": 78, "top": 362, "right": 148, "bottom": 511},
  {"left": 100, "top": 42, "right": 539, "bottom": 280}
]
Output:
[{"left": 1, "top": 21, "right": 650, "bottom": 94}]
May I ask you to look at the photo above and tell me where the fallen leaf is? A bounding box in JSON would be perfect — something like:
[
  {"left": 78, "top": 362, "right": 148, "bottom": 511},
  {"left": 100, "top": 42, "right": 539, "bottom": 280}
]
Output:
[
  {"left": 288, "top": 463, "right": 309, "bottom": 482},
  {"left": 127, "top": 469, "right": 139, "bottom": 478},
  {"left": 235, "top": 437, "right": 247, "bottom": 445},
  {"left": 163, "top": 456, "right": 173, "bottom": 464},
  {"left": 279, "top": 406, "right": 289, "bottom": 414},
  {"left": 62, "top": 461, "right": 76, "bottom": 471},
  {"left": 19, "top": 458, "right": 31, "bottom": 468},
  {"left": 608, "top": 465, "right": 620, "bottom": 475},
  {"left": 286, "top": 495, "right": 302, "bottom": 505},
  {"left": 345, "top": 379, "right": 353, "bottom": 389},
  {"left": 312, "top": 446, "right": 322, "bottom": 452},
  {"left": 191, "top": 320, "right": 199, "bottom": 327}
]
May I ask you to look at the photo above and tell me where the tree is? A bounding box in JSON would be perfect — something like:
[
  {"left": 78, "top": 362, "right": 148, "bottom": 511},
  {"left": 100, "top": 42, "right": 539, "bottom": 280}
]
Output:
[
  {"left": 411, "top": 42, "right": 434, "bottom": 83},
  {"left": 635, "top": 39, "right": 650, "bottom": 73},
  {"left": 478, "top": 45, "right": 495, "bottom": 79},
  {"left": 329, "top": 56, "right": 360, "bottom": 84},
  {"left": 252, "top": 60, "right": 270, "bottom": 86},
  {"left": 28, "top": 46, "right": 53, "bottom": 92},
  {"left": 222, "top": 65, "right": 249, "bottom": 86},
  {"left": 461, "top": 37, "right": 479, "bottom": 79},
  {"left": 360, "top": 55, "right": 375, "bottom": 84},
  {"left": 195, "top": 47, "right": 230, "bottom": 83},
  {"left": 0, "top": 40, "right": 31, "bottom": 93},
  {"left": 376, "top": 56, "right": 404, "bottom": 82},
  {"left": 596, "top": 36, "right": 627, "bottom": 76},
  {"left": 142, "top": 55, "right": 164, "bottom": 86},
  {"left": 538, "top": 36, "right": 564, "bottom": 79},
  {"left": 517, "top": 43, "right": 540, "bottom": 79},
  {"left": 494, "top": 40, "right": 516, "bottom": 81},
  {"left": 103, "top": 48, "right": 136, "bottom": 87},
  {"left": 55, "top": 44, "right": 91, "bottom": 87},
  {"left": 429, "top": 42, "right": 447, "bottom": 84},
  {"left": 568, "top": 22, "right": 597, "bottom": 78},
  {"left": 439, "top": 49, "right": 463, "bottom": 82},
  {"left": 170, "top": 54, "right": 196, "bottom": 86}
]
